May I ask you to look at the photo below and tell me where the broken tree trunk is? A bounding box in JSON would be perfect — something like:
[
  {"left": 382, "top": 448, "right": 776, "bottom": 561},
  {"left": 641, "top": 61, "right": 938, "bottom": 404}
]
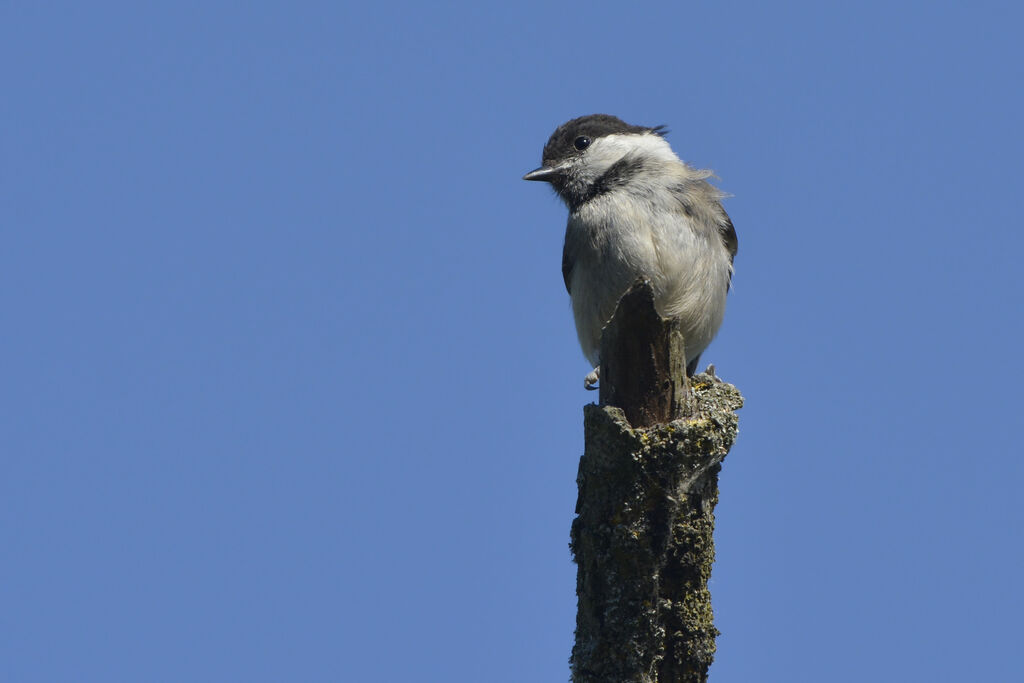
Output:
[{"left": 570, "top": 281, "right": 743, "bottom": 683}]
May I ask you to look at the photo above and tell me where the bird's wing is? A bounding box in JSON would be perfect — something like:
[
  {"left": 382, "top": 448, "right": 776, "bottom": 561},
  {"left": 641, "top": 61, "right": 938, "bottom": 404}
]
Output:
[
  {"left": 713, "top": 207, "right": 738, "bottom": 290},
  {"left": 719, "top": 212, "right": 738, "bottom": 266},
  {"left": 562, "top": 235, "right": 574, "bottom": 294}
]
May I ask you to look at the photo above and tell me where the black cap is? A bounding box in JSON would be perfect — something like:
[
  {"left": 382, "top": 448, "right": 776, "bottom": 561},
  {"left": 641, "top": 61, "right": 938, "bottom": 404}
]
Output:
[{"left": 540, "top": 114, "right": 664, "bottom": 166}]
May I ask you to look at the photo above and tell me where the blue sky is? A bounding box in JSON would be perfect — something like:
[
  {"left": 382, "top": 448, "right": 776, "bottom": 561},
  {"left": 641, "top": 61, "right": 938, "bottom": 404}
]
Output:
[{"left": 3, "top": 1, "right": 1023, "bottom": 681}]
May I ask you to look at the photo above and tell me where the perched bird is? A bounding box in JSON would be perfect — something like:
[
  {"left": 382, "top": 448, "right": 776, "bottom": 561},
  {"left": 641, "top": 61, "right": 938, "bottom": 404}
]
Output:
[{"left": 523, "top": 114, "right": 737, "bottom": 389}]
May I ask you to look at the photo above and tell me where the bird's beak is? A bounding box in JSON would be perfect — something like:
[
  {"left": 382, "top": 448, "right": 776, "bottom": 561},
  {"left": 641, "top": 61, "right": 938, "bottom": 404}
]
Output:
[{"left": 522, "top": 165, "right": 560, "bottom": 182}]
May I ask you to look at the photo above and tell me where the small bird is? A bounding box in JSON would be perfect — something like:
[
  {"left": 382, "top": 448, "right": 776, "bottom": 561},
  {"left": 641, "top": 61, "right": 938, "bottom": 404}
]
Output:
[{"left": 523, "top": 114, "right": 737, "bottom": 389}]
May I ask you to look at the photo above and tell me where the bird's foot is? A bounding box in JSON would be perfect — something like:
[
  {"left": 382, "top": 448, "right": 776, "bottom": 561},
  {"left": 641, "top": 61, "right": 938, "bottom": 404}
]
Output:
[
  {"left": 702, "top": 363, "right": 724, "bottom": 383},
  {"left": 584, "top": 367, "right": 600, "bottom": 391}
]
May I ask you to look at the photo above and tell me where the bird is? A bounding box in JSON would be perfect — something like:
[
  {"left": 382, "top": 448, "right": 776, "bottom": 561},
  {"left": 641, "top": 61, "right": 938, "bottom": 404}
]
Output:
[{"left": 523, "top": 114, "right": 737, "bottom": 389}]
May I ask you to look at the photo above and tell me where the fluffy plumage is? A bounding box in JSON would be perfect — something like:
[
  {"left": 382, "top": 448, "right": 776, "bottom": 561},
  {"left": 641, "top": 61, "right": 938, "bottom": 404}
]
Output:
[{"left": 524, "top": 114, "right": 737, "bottom": 385}]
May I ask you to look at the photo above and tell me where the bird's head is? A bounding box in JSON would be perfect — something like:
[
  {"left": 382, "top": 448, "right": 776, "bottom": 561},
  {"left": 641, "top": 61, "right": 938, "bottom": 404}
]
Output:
[{"left": 523, "top": 114, "right": 676, "bottom": 209}]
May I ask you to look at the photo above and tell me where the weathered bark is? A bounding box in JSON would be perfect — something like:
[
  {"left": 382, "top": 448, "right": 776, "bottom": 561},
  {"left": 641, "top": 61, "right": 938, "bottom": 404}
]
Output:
[
  {"left": 570, "top": 281, "right": 743, "bottom": 683},
  {"left": 596, "top": 281, "right": 689, "bottom": 428}
]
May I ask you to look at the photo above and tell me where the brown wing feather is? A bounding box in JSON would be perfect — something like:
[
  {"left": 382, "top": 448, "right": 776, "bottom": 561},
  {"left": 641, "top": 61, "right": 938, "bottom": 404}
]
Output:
[
  {"left": 720, "top": 213, "right": 738, "bottom": 264},
  {"left": 719, "top": 212, "right": 738, "bottom": 289},
  {"left": 561, "top": 238, "right": 574, "bottom": 294}
]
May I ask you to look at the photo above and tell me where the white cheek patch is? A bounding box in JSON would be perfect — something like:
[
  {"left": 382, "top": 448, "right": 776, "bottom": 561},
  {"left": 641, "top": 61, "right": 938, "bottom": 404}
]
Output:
[{"left": 586, "top": 133, "right": 681, "bottom": 176}]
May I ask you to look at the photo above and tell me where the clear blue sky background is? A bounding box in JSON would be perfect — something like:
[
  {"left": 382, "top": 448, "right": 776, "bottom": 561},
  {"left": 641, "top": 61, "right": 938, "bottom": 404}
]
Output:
[{"left": 4, "top": 1, "right": 1022, "bottom": 681}]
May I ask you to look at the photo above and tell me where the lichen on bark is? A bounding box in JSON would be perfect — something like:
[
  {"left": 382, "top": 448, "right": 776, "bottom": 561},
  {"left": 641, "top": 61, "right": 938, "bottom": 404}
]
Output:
[{"left": 570, "top": 375, "right": 743, "bottom": 683}]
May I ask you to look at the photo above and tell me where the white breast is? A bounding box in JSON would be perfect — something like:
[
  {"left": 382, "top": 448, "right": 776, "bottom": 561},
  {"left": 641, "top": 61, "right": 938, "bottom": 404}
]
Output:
[{"left": 567, "top": 191, "right": 730, "bottom": 368}]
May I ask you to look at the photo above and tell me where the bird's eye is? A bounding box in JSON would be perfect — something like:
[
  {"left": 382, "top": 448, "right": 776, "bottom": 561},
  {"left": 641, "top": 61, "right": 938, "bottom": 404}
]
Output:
[{"left": 574, "top": 136, "right": 591, "bottom": 151}]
